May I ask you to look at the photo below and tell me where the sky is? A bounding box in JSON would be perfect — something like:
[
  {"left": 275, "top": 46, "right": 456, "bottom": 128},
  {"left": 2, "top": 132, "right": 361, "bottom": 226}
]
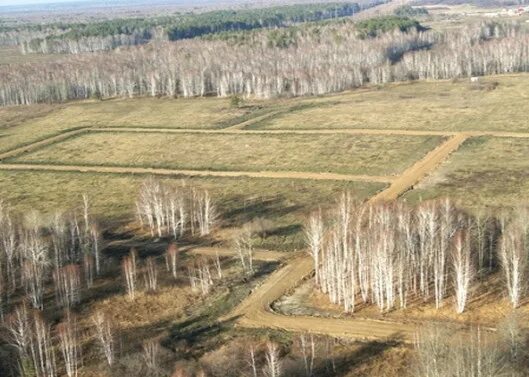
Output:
[{"left": 0, "top": 0, "right": 88, "bottom": 5}]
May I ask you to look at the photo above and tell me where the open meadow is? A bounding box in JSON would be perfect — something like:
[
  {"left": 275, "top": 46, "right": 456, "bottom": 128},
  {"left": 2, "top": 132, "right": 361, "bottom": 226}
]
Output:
[{"left": 254, "top": 75, "right": 529, "bottom": 132}]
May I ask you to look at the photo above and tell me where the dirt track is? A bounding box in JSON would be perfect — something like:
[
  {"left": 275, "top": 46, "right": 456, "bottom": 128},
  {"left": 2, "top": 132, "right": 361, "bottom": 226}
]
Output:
[
  {"left": 0, "top": 163, "right": 393, "bottom": 183},
  {"left": 223, "top": 253, "right": 417, "bottom": 341},
  {"left": 201, "top": 134, "right": 473, "bottom": 342},
  {"left": 188, "top": 247, "right": 288, "bottom": 262},
  {"left": 94, "top": 126, "right": 529, "bottom": 139},
  {"left": 368, "top": 133, "right": 469, "bottom": 202},
  {"left": 0, "top": 128, "right": 89, "bottom": 160}
]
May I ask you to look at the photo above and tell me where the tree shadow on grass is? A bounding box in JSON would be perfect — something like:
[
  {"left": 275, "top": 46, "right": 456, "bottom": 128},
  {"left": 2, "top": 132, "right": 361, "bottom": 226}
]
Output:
[
  {"left": 328, "top": 339, "right": 404, "bottom": 377},
  {"left": 162, "top": 261, "right": 277, "bottom": 359},
  {"left": 221, "top": 195, "right": 301, "bottom": 227}
]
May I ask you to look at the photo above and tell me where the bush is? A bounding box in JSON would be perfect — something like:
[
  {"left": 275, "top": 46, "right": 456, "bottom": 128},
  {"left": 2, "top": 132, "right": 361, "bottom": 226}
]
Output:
[{"left": 230, "top": 95, "right": 243, "bottom": 108}]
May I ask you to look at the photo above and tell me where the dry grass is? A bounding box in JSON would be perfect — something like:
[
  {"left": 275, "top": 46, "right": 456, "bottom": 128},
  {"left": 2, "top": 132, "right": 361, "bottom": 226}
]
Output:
[
  {"left": 256, "top": 75, "right": 529, "bottom": 132},
  {"left": 404, "top": 136, "right": 529, "bottom": 208},
  {"left": 0, "top": 170, "right": 384, "bottom": 249},
  {"left": 0, "top": 96, "right": 251, "bottom": 153},
  {"left": 11, "top": 131, "right": 443, "bottom": 176},
  {"left": 282, "top": 275, "right": 525, "bottom": 328}
]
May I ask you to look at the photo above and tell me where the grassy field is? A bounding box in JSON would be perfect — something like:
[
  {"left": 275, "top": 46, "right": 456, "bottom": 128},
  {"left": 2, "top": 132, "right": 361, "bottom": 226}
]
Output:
[
  {"left": 404, "top": 137, "right": 529, "bottom": 208},
  {"left": 0, "top": 97, "right": 255, "bottom": 153},
  {"left": 0, "top": 170, "right": 384, "bottom": 249},
  {"left": 10, "top": 131, "right": 443, "bottom": 176},
  {"left": 253, "top": 75, "right": 529, "bottom": 132}
]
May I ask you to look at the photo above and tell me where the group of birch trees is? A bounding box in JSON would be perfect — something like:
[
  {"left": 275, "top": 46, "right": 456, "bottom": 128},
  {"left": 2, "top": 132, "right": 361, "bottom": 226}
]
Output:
[
  {"left": 414, "top": 314, "right": 529, "bottom": 377},
  {"left": 0, "top": 197, "right": 108, "bottom": 377},
  {"left": 1, "top": 19, "right": 528, "bottom": 106},
  {"left": 0, "top": 197, "right": 101, "bottom": 317},
  {"left": 136, "top": 178, "right": 217, "bottom": 240},
  {"left": 306, "top": 195, "right": 529, "bottom": 314}
]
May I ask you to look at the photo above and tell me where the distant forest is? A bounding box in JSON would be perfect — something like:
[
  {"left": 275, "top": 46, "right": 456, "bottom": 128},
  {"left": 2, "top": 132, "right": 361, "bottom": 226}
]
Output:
[
  {"left": 2, "top": 15, "right": 528, "bottom": 106},
  {"left": 415, "top": 0, "right": 529, "bottom": 6},
  {"left": 0, "top": 2, "right": 380, "bottom": 54}
]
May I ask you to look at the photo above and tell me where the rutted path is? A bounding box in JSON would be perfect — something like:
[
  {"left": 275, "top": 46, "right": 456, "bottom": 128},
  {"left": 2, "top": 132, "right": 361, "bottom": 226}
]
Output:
[
  {"left": 223, "top": 253, "right": 417, "bottom": 341},
  {"left": 0, "top": 163, "right": 393, "bottom": 183}
]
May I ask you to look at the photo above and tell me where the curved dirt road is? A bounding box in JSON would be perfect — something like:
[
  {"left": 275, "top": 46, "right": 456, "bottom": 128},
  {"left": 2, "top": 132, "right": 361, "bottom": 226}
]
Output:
[
  {"left": 224, "top": 254, "right": 416, "bottom": 342},
  {"left": 212, "top": 134, "right": 471, "bottom": 342}
]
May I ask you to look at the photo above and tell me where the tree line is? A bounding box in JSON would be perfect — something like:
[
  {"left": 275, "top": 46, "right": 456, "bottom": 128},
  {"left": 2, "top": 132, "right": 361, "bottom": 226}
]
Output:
[
  {"left": 305, "top": 195, "right": 529, "bottom": 315},
  {"left": 0, "top": 19, "right": 526, "bottom": 107},
  {"left": 0, "top": 2, "right": 367, "bottom": 55}
]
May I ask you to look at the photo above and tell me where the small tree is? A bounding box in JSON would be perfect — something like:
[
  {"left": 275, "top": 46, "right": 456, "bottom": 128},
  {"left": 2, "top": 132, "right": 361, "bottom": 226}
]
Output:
[
  {"left": 144, "top": 257, "right": 158, "bottom": 292},
  {"left": 57, "top": 312, "right": 81, "bottom": 377},
  {"left": 121, "top": 249, "right": 137, "bottom": 300},
  {"left": 165, "top": 243, "right": 179, "bottom": 280},
  {"left": 92, "top": 311, "right": 115, "bottom": 367},
  {"left": 53, "top": 264, "right": 82, "bottom": 309},
  {"left": 263, "top": 342, "right": 282, "bottom": 377}
]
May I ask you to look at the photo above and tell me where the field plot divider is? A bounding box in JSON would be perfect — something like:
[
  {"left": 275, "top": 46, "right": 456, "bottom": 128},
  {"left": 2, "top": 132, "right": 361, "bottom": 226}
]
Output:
[
  {"left": 90, "top": 127, "right": 529, "bottom": 138},
  {"left": 0, "top": 163, "right": 395, "bottom": 183},
  {"left": 91, "top": 127, "right": 459, "bottom": 137},
  {"left": 0, "top": 127, "right": 92, "bottom": 161}
]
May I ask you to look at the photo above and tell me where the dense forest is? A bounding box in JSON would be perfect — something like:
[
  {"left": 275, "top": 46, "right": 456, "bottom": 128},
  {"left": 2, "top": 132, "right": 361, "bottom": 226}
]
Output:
[
  {"left": 0, "top": 2, "right": 376, "bottom": 54},
  {"left": 0, "top": 17, "right": 526, "bottom": 106}
]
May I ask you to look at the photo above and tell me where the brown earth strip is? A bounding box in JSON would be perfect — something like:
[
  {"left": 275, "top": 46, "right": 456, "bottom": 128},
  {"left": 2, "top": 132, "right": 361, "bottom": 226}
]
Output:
[
  {"left": 368, "top": 133, "right": 469, "bottom": 202},
  {"left": 0, "top": 128, "right": 89, "bottom": 160},
  {"left": 0, "top": 163, "right": 393, "bottom": 183},
  {"left": 92, "top": 127, "right": 529, "bottom": 138}
]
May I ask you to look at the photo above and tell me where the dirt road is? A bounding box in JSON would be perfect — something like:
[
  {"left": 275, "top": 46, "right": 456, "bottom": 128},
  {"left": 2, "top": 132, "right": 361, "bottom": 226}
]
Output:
[
  {"left": 0, "top": 162, "right": 393, "bottom": 183},
  {"left": 224, "top": 253, "right": 416, "bottom": 341},
  {"left": 368, "top": 134, "right": 469, "bottom": 202},
  {"left": 93, "top": 126, "right": 455, "bottom": 137},
  {"left": 188, "top": 246, "right": 289, "bottom": 262},
  {"left": 212, "top": 134, "right": 471, "bottom": 342},
  {"left": 93, "top": 127, "right": 529, "bottom": 139}
]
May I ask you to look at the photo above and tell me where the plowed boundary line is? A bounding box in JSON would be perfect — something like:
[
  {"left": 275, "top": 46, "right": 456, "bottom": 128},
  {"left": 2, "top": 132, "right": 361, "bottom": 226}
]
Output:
[
  {"left": 0, "top": 163, "right": 393, "bottom": 183},
  {"left": 92, "top": 127, "right": 529, "bottom": 138},
  {"left": 223, "top": 111, "right": 284, "bottom": 130},
  {"left": 0, "top": 127, "right": 89, "bottom": 161}
]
